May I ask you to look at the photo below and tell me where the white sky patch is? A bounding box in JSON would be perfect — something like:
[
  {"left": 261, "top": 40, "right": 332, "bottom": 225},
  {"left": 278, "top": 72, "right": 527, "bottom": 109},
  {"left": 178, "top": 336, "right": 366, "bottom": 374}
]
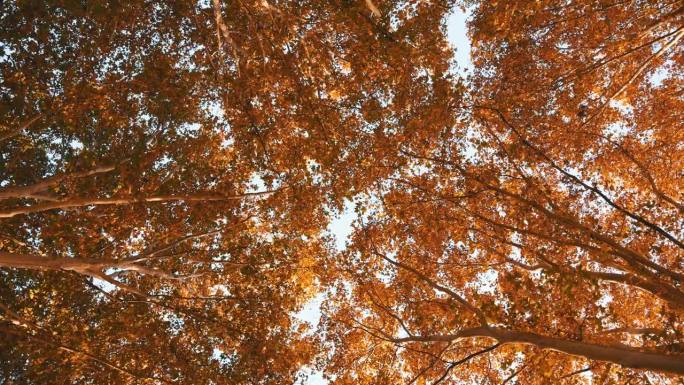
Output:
[
  {"left": 247, "top": 172, "right": 267, "bottom": 192},
  {"left": 0, "top": 43, "right": 15, "bottom": 63},
  {"left": 295, "top": 292, "right": 325, "bottom": 332},
  {"left": 648, "top": 59, "right": 672, "bottom": 87},
  {"left": 91, "top": 276, "right": 118, "bottom": 293},
  {"left": 603, "top": 121, "right": 631, "bottom": 140},
  {"left": 161, "top": 310, "right": 185, "bottom": 335},
  {"left": 596, "top": 291, "right": 613, "bottom": 308},
  {"left": 211, "top": 347, "right": 234, "bottom": 368},
  {"left": 472, "top": 269, "right": 498, "bottom": 295},
  {"left": 298, "top": 366, "right": 327, "bottom": 385},
  {"left": 90, "top": 267, "right": 128, "bottom": 294},
  {"left": 298, "top": 201, "right": 356, "bottom": 385},
  {"left": 179, "top": 122, "right": 201, "bottom": 136},
  {"left": 295, "top": 292, "right": 327, "bottom": 385},
  {"left": 196, "top": 0, "right": 211, "bottom": 10},
  {"left": 608, "top": 99, "right": 633, "bottom": 115},
  {"left": 202, "top": 99, "right": 226, "bottom": 120},
  {"left": 446, "top": 7, "right": 473, "bottom": 75},
  {"left": 69, "top": 138, "right": 84, "bottom": 152},
  {"left": 327, "top": 199, "right": 356, "bottom": 251}
]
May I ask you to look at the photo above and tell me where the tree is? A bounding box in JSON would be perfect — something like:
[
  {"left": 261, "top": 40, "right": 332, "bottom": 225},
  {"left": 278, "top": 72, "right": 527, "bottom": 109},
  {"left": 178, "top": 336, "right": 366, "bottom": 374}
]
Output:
[
  {"left": 322, "top": 1, "right": 684, "bottom": 384},
  {"left": 3, "top": 0, "right": 683, "bottom": 384},
  {"left": 0, "top": 0, "right": 455, "bottom": 383}
]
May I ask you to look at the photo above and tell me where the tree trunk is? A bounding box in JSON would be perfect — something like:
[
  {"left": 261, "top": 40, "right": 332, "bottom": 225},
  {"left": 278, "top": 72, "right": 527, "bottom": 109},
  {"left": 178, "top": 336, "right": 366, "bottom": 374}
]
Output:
[
  {"left": 489, "top": 328, "right": 684, "bottom": 375},
  {"left": 394, "top": 326, "right": 684, "bottom": 375},
  {"left": 0, "top": 190, "right": 275, "bottom": 218},
  {"left": 0, "top": 252, "right": 106, "bottom": 272}
]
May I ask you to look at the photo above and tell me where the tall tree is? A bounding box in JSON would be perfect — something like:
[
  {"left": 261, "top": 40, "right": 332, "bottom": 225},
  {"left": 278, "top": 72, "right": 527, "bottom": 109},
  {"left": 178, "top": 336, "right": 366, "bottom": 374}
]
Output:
[
  {"left": 4, "top": 0, "right": 683, "bottom": 384},
  {"left": 0, "top": 0, "right": 455, "bottom": 383},
  {"left": 322, "top": 1, "right": 684, "bottom": 384}
]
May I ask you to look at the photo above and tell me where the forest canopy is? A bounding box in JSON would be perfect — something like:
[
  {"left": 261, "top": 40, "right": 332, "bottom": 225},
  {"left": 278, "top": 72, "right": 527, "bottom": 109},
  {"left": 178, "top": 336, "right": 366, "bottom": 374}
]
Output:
[{"left": 1, "top": 0, "right": 683, "bottom": 384}]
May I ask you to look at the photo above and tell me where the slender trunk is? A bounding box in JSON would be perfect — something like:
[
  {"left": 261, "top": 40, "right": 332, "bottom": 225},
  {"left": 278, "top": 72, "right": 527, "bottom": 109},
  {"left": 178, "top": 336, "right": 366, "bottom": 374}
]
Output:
[
  {"left": 0, "top": 252, "right": 107, "bottom": 272},
  {"left": 489, "top": 328, "right": 684, "bottom": 375},
  {"left": 394, "top": 326, "right": 684, "bottom": 375},
  {"left": 0, "top": 190, "right": 275, "bottom": 218},
  {"left": 0, "top": 252, "right": 158, "bottom": 296},
  {"left": 0, "top": 165, "right": 116, "bottom": 200}
]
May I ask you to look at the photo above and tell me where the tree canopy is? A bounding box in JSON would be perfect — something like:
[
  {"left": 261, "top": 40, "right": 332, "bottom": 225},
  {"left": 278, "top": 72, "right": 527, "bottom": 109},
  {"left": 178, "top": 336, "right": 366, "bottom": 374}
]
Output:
[{"left": 1, "top": 0, "right": 683, "bottom": 384}]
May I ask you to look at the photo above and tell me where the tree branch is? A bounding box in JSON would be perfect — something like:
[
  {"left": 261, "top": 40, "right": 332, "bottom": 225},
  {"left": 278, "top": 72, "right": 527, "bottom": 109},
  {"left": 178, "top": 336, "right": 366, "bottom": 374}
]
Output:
[
  {"left": 0, "top": 114, "right": 43, "bottom": 142},
  {"left": 0, "top": 189, "right": 277, "bottom": 218}
]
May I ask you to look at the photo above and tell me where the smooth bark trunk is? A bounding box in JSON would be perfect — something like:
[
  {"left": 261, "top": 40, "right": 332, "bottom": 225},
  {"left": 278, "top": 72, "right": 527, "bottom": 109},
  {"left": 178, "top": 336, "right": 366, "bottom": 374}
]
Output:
[
  {"left": 393, "top": 326, "right": 684, "bottom": 375},
  {"left": 0, "top": 190, "right": 275, "bottom": 218}
]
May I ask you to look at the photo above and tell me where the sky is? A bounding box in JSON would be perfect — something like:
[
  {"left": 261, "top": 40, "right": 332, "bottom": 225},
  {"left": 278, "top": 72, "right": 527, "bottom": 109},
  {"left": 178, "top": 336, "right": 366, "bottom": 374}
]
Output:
[{"left": 296, "top": 7, "right": 473, "bottom": 384}]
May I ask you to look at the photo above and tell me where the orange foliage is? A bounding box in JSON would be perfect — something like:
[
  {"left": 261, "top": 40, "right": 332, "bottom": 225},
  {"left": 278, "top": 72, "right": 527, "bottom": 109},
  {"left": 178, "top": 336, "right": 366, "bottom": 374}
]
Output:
[{"left": 0, "top": 1, "right": 683, "bottom": 384}]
